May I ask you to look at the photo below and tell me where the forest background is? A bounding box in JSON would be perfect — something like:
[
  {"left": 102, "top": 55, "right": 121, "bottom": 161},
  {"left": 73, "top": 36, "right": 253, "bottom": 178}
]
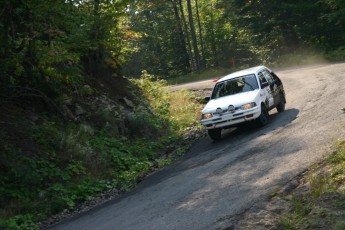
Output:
[{"left": 1, "top": 0, "right": 345, "bottom": 229}]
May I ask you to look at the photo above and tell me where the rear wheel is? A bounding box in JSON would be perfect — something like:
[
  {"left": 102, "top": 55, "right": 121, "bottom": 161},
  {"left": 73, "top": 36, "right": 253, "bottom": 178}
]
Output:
[
  {"left": 208, "top": 128, "right": 222, "bottom": 141},
  {"left": 276, "top": 93, "right": 286, "bottom": 113},
  {"left": 256, "top": 105, "right": 269, "bottom": 127}
]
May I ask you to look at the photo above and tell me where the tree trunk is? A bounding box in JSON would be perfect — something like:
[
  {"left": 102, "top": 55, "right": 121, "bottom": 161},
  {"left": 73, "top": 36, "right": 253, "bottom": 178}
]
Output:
[
  {"left": 85, "top": 0, "right": 107, "bottom": 77},
  {"left": 195, "top": 0, "right": 205, "bottom": 69},
  {"left": 171, "top": 0, "right": 190, "bottom": 72},
  {"left": 280, "top": 24, "right": 300, "bottom": 51},
  {"left": 25, "top": 11, "right": 36, "bottom": 84},
  {"left": 93, "top": 0, "right": 100, "bottom": 41},
  {"left": 178, "top": 0, "right": 195, "bottom": 71},
  {"left": 186, "top": 0, "right": 201, "bottom": 72}
]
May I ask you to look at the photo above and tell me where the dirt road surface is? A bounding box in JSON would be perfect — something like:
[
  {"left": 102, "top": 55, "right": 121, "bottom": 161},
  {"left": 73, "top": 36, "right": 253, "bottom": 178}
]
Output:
[{"left": 50, "top": 63, "right": 345, "bottom": 230}]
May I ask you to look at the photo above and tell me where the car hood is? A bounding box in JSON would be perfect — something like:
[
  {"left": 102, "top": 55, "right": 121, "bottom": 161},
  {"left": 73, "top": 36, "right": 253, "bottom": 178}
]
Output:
[{"left": 202, "top": 90, "right": 260, "bottom": 113}]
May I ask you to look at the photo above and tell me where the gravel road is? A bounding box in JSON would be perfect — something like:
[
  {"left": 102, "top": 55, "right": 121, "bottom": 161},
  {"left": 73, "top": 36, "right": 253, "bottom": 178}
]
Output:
[{"left": 50, "top": 63, "right": 345, "bottom": 230}]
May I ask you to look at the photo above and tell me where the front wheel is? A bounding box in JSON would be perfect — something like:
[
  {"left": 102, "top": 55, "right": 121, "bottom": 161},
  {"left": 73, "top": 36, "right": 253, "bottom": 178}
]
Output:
[
  {"left": 256, "top": 106, "right": 269, "bottom": 127},
  {"left": 208, "top": 128, "right": 222, "bottom": 141}
]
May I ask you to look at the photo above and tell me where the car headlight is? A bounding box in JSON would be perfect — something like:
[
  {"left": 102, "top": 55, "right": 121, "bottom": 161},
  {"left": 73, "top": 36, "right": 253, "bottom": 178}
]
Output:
[
  {"left": 202, "top": 113, "right": 213, "bottom": 119},
  {"left": 240, "top": 102, "right": 257, "bottom": 110}
]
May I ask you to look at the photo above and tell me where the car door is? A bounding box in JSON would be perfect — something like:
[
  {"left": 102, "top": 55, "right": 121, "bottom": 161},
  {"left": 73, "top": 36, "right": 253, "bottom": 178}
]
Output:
[
  {"left": 262, "top": 69, "right": 280, "bottom": 107},
  {"left": 258, "top": 71, "right": 274, "bottom": 108}
]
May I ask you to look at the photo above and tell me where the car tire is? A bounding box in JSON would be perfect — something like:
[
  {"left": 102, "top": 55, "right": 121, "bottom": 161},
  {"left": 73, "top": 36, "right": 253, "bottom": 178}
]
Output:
[
  {"left": 276, "top": 93, "right": 286, "bottom": 113},
  {"left": 256, "top": 105, "right": 269, "bottom": 127},
  {"left": 208, "top": 128, "right": 222, "bottom": 141}
]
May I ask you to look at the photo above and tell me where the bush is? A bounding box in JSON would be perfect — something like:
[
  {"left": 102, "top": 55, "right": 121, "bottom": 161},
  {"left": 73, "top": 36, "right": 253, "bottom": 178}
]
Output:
[
  {"left": 133, "top": 70, "right": 202, "bottom": 134},
  {"left": 325, "top": 47, "right": 345, "bottom": 61}
]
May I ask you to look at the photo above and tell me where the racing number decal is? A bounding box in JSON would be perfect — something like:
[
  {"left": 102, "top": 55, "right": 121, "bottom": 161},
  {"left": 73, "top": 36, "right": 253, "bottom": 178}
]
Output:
[
  {"left": 262, "top": 70, "right": 276, "bottom": 107},
  {"left": 265, "top": 85, "right": 274, "bottom": 107},
  {"left": 266, "top": 85, "right": 271, "bottom": 95}
]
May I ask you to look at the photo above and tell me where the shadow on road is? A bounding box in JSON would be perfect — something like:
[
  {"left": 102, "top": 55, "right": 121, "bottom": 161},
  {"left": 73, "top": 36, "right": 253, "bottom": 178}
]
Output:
[{"left": 139, "top": 108, "right": 299, "bottom": 189}]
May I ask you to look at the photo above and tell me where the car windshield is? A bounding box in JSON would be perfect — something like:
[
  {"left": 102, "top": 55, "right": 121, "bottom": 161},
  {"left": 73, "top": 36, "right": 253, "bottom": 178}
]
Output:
[{"left": 211, "top": 74, "right": 259, "bottom": 99}]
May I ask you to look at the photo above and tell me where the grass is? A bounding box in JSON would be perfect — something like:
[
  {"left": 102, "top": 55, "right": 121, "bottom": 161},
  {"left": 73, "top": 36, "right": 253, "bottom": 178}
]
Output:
[
  {"left": 280, "top": 195, "right": 309, "bottom": 229},
  {"left": 168, "top": 89, "right": 203, "bottom": 132},
  {"left": 133, "top": 71, "right": 203, "bottom": 133}
]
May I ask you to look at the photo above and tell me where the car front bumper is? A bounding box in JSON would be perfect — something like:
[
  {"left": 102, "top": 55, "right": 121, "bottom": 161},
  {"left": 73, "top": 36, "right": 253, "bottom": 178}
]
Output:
[{"left": 201, "top": 106, "right": 261, "bottom": 129}]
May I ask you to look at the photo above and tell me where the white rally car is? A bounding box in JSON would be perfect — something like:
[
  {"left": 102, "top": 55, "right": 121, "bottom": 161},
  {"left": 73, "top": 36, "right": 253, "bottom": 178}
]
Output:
[{"left": 201, "top": 66, "right": 286, "bottom": 140}]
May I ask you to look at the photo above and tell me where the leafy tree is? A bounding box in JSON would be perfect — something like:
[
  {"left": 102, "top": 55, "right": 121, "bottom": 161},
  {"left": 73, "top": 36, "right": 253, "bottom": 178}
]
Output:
[
  {"left": 317, "top": 0, "right": 345, "bottom": 50},
  {"left": 0, "top": 0, "right": 128, "bottom": 98},
  {"left": 0, "top": 0, "right": 84, "bottom": 92},
  {"left": 122, "top": 0, "right": 191, "bottom": 78},
  {"left": 2, "top": 0, "right": 345, "bottom": 88},
  {"left": 218, "top": 0, "right": 345, "bottom": 63}
]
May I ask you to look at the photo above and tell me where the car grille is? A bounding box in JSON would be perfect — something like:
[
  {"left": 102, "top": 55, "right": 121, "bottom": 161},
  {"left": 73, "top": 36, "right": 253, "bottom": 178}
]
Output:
[{"left": 213, "top": 107, "right": 240, "bottom": 115}]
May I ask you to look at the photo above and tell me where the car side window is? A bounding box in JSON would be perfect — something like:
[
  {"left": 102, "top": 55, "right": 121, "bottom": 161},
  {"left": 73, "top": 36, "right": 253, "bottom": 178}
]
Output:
[
  {"left": 258, "top": 72, "right": 266, "bottom": 85},
  {"left": 262, "top": 70, "right": 273, "bottom": 83},
  {"left": 212, "top": 82, "right": 225, "bottom": 98}
]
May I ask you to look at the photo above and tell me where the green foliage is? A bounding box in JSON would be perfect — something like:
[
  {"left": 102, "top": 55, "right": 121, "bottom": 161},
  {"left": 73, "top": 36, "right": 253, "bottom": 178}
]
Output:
[
  {"left": 2, "top": 0, "right": 345, "bottom": 95},
  {"left": 0, "top": 214, "right": 38, "bottom": 230},
  {"left": 0, "top": 0, "right": 129, "bottom": 97},
  {"left": 280, "top": 195, "right": 308, "bottom": 229},
  {"left": 134, "top": 71, "right": 173, "bottom": 124},
  {"left": 308, "top": 174, "right": 336, "bottom": 198},
  {"left": 169, "top": 89, "right": 202, "bottom": 132},
  {"left": 133, "top": 71, "right": 202, "bottom": 133},
  {"left": 302, "top": 140, "right": 345, "bottom": 199},
  {"left": 90, "top": 132, "right": 153, "bottom": 172},
  {"left": 324, "top": 47, "right": 345, "bottom": 61},
  {"left": 328, "top": 140, "right": 345, "bottom": 187},
  {"left": 0, "top": 0, "right": 85, "bottom": 91},
  {"left": 122, "top": 0, "right": 190, "bottom": 77},
  {"left": 122, "top": 0, "right": 345, "bottom": 77}
]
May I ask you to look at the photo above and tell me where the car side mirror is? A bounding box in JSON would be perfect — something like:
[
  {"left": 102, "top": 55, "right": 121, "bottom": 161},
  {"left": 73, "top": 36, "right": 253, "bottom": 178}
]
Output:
[
  {"left": 261, "top": 82, "right": 269, "bottom": 88},
  {"left": 205, "top": 96, "right": 210, "bottom": 103}
]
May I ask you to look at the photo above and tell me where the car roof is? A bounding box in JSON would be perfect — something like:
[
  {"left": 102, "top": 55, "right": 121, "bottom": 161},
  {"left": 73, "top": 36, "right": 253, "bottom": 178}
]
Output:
[{"left": 218, "top": 66, "right": 269, "bottom": 82}]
